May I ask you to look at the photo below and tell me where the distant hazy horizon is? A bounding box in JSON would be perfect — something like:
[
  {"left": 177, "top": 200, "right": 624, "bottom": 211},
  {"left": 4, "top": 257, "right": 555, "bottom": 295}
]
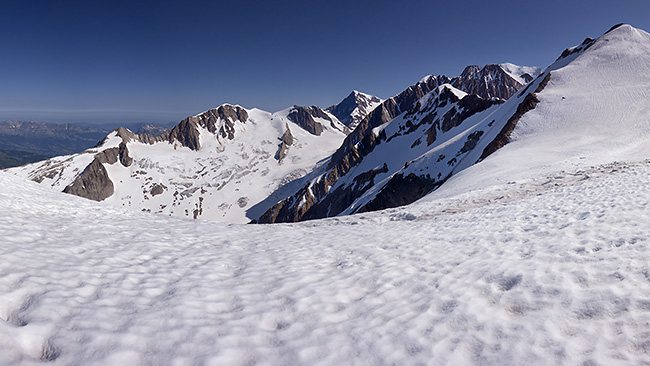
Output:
[{"left": 0, "top": 108, "right": 184, "bottom": 126}]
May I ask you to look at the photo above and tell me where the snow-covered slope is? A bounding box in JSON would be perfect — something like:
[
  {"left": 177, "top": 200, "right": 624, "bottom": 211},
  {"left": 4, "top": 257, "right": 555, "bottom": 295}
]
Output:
[
  {"left": 9, "top": 104, "right": 348, "bottom": 223},
  {"left": 4, "top": 23, "right": 650, "bottom": 365},
  {"left": 327, "top": 90, "right": 383, "bottom": 130},
  {"left": 259, "top": 24, "right": 650, "bottom": 224},
  {"left": 3, "top": 151, "right": 650, "bottom": 365},
  {"left": 428, "top": 23, "right": 650, "bottom": 201}
]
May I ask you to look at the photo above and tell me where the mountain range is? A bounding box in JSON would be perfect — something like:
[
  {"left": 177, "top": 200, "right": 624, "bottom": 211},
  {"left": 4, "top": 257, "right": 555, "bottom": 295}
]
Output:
[
  {"left": 3, "top": 23, "right": 650, "bottom": 365},
  {"left": 8, "top": 24, "right": 648, "bottom": 228},
  {"left": 8, "top": 61, "right": 540, "bottom": 223}
]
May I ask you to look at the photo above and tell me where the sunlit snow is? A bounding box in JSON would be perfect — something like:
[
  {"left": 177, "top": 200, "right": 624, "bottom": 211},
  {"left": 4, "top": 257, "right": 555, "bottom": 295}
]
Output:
[{"left": 2, "top": 24, "right": 650, "bottom": 366}]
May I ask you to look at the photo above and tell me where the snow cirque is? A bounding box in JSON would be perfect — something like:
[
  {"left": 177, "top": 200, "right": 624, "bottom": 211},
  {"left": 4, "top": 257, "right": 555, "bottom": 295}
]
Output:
[{"left": 8, "top": 104, "right": 350, "bottom": 223}]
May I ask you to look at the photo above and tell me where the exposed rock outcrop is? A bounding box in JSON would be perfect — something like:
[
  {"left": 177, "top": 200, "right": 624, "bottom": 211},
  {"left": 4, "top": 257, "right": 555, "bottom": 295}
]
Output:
[
  {"left": 63, "top": 159, "right": 114, "bottom": 201},
  {"left": 63, "top": 131, "right": 137, "bottom": 201},
  {"left": 356, "top": 173, "right": 440, "bottom": 214},
  {"left": 95, "top": 141, "right": 134, "bottom": 167},
  {"left": 480, "top": 73, "right": 551, "bottom": 161},
  {"left": 94, "top": 105, "right": 250, "bottom": 153},
  {"left": 150, "top": 183, "right": 167, "bottom": 197},
  {"left": 329, "top": 75, "right": 452, "bottom": 171},
  {"left": 165, "top": 118, "right": 201, "bottom": 150},
  {"left": 275, "top": 124, "right": 295, "bottom": 162},
  {"left": 160, "top": 104, "right": 249, "bottom": 151},
  {"left": 451, "top": 64, "right": 523, "bottom": 100},
  {"left": 287, "top": 106, "right": 326, "bottom": 136}
]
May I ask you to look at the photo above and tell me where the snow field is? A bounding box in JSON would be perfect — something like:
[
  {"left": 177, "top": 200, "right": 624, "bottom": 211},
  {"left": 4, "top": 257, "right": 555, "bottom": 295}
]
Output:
[{"left": 2, "top": 158, "right": 650, "bottom": 365}]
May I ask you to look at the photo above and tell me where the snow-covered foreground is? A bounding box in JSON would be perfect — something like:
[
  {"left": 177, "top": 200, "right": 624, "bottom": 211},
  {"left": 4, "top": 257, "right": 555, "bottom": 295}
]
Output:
[{"left": 2, "top": 155, "right": 650, "bottom": 365}]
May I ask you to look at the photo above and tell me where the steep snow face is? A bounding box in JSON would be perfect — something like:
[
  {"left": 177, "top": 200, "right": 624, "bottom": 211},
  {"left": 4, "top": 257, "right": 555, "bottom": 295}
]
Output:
[
  {"left": 3, "top": 155, "right": 650, "bottom": 365},
  {"left": 499, "top": 63, "right": 542, "bottom": 84},
  {"left": 430, "top": 24, "right": 650, "bottom": 200},
  {"left": 327, "top": 91, "right": 383, "bottom": 130},
  {"left": 9, "top": 105, "right": 348, "bottom": 223}
]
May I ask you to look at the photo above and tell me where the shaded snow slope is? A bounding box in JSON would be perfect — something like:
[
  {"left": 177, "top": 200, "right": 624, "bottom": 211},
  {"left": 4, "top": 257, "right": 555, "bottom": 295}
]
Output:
[
  {"left": 2, "top": 155, "right": 650, "bottom": 365},
  {"left": 9, "top": 105, "right": 348, "bottom": 223}
]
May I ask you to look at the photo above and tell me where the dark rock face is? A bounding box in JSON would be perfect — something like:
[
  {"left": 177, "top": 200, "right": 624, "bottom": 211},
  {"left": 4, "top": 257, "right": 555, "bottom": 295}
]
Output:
[
  {"left": 287, "top": 106, "right": 326, "bottom": 136},
  {"left": 275, "top": 124, "right": 295, "bottom": 162},
  {"left": 357, "top": 173, "right": 440, "bottom": 214},
  {"left": 259, "top": 75, "right": 507, "bottom": 224},
  {"left": 159, "top": 105, "right": 249, "bottom": 150},
  {"left": 327, "top": 91, "right": 383, "bottom": 128},
  {"left": 150, "top": 183, "right": 167, "bottom": 197},
  {"left": 63, "top": 129, "right": 139, "bottom": 201},
  {"left": 459, "top": 130, "right": 484, "bottom": 154},
  {"left": 441, "top": 95, "right": 498, "bottom": 133},
  {"left": 165, "top": 119, "right": 201, "bottom": 150},
  {"left": 451, "top": 64, "right": 523, "bottom": 100},
  {"left": 118, "top": 142, "right": 133, "bottom": 167},
  {"left": 557, "top": 37, "right": 596, "bottom": 61},
  {"left": 63, "top": 159, "right": 114, "bottom": 201},
  {"left": 520, "top": 73, "right": 534, "bottom": 84},
  {"left": 480, "top": 73, "right": 551, "bottom": 161},
  {"left": 62, "top": 104, "right": 250, "bottom": 203},
  {"left": 94, "top": 141, "right": 133, "bottom": 167}
]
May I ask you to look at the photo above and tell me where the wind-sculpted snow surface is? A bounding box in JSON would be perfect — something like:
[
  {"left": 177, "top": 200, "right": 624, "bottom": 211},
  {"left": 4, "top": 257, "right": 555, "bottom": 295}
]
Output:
[{"left": 2, "top": 157, "right": 650, "bottom": 365}]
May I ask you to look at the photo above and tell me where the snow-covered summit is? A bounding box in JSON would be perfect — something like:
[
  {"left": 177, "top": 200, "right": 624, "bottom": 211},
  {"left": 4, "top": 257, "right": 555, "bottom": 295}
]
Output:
[{"left": 499, "top": 63, "right": 542, "bottom": 84}]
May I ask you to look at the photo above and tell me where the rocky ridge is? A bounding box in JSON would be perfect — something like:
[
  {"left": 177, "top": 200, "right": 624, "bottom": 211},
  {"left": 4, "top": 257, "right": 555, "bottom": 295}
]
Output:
[
  {"left": 11, "top": 103, "right": 349, "bottom": 223},
  {"left": 256, "top": 64, "right": 547, "bottom": 223}
]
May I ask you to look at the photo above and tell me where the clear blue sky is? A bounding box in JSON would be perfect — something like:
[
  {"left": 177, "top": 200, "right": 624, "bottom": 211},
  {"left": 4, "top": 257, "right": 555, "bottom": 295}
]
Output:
[{"left": 2, "top": 0, "right": 650, "bottom": 125}]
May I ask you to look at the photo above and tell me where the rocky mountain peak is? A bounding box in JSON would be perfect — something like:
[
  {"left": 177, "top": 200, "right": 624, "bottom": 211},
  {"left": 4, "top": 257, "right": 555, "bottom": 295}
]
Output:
[
  {"left": 286, "top": 105, "right": 332, "bottom": 136},
  {"left": 327, "top": 90, "right": 383, "bottom": 130},
  {"left": 451, "top": 64, "right": 524, "bottom": 100}
]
